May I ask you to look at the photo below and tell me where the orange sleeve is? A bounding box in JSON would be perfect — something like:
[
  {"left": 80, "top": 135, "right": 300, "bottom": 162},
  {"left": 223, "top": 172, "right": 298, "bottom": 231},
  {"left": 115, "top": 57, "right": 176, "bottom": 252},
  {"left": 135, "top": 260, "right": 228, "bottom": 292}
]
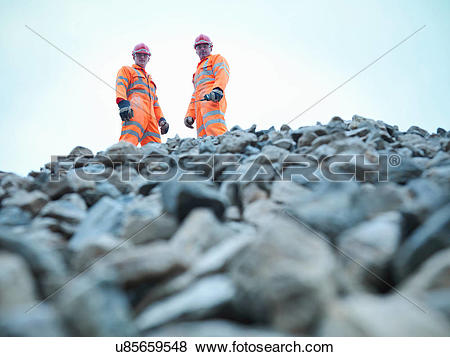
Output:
[
  {"left": 115, "top": 66, "right": 131, "bottom": 102},
  {"left": 185, "top": 73, "right": 196, "bottom": 119},
  {"left": 212, "top": 55, "right": 229, "bottom": 91},
  {"left": 153, "top": 94, "right": 164, "bottom": 121}
]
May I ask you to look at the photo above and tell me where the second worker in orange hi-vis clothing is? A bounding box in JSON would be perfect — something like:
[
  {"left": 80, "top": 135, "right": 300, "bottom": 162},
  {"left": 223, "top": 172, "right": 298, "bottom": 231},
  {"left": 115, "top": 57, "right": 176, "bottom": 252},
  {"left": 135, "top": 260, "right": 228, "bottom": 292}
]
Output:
[
  {"left": 184, "top": 34, "right": 229, "bottom": 138},
  {"left": 115, "top": 43, "right": 169, "bottom": 146}
]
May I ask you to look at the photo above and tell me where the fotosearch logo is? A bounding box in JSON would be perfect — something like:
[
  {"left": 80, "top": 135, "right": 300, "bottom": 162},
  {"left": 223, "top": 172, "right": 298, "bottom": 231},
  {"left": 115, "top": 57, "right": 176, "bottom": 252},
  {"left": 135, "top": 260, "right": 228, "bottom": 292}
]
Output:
[{"left": 49, "top": 153, "right": 401, "bottom": 183}]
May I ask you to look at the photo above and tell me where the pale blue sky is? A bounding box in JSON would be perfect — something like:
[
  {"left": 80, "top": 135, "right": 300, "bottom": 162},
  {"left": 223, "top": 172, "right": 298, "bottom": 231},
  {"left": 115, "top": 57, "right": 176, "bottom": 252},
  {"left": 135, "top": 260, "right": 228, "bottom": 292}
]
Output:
[{"left": 0, "top": 0, "right": 449, "bottom": 175}]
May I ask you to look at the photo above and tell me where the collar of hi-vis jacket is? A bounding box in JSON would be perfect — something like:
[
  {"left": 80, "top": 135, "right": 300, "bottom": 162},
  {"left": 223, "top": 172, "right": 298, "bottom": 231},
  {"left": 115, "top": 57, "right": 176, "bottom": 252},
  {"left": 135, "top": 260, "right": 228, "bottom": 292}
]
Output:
[
  {"left": 197, "top": 54, "right": 216, "bottom": 69},
  {"left": 132, "top": 64, "right": 151, "bottom": 79}
]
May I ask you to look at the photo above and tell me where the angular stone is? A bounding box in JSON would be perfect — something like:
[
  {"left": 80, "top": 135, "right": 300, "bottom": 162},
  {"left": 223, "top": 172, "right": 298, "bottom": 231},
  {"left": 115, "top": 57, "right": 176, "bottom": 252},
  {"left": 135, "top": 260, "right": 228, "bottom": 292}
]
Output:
[
  {"left": 231, "top": 215, "right": 337, "bottom": 334},
  {"left": 68, "top": 146, "right": 93, "bottom": 159},
  {"left": 149, "top": 319, "right": 284, "bottom": 337},
  {"left": 297, "top": 131, "right": 318, "bottom": 147},
  {"left": 241, "top": 183, "right": 268, "bottom": 207},
  {"left": 103, "top": 141, "right": 142, "bottom": 164},
  {"left": 2, "top": 190, "right": 49, "bottom": 216},
  {"left": 100, "top": 241, "right": 188, "bottom": 286},
  {"left": 243, "top": 199, "right": 283, "bottom": 227},
  {"left": 394, "top": 203, "right": 450, "bottom": 282},
  {"left": 0, "top": 251, "right": 37, "bottom": 311},
  {"left": 161, "top": 181, "right": 228, "bottom": 221},
  {"left": 218, "top": 132, "right": 258, "bottom": 153},
  {"left": 39, "top": 194, "right": 86, "bottom": 225},
  {"left": 79, "top": 181, "right": 121, "bottom": 207},
  {"left": 345, "top": 127, "right": 370, "bottom": 138},
  {"left": 69, "top": 196, "right": 125, "bottom": 251},
  {"left": 71, "top": 233, "right": 131, "bottom": 271},
  {"left": 0, "top": 206, "right": 32, "bottom": 226},
  {"left": 273, "top": 138, "right": 295, "bottom": 151},
  {"left": 136, "top": 275, "right": 235, "bottom": 332},
  {"left": 270, "top": 181, "right": 312, "bottom": 205},
  {"left": 56, "top": 271, "right": 136, "bottom": 336},
  {"left": 0, "top": 304, "right": 69, "bottom": 336},
  {"left": 0, "top": 229, "right": 68, "bottom": 297},
  {"left": 407, "top": 126, "right": 429, "bottom": 137},
  {"left": 170, "top": 208, "right": 235, "bottom": 261},
  {"left": 336, "top": 212, "right": 402, "bottom": 290},
  {"left": 318, "top": 294, "right": 450, "bottom": 336}
]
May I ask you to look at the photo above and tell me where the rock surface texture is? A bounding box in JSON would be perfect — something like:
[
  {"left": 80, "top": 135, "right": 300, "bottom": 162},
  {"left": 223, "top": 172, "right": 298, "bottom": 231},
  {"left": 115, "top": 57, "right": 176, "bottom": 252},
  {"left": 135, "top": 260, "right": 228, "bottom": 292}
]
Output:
[{"left": 0, "top": 116, "right": 449, "bottom": 336}]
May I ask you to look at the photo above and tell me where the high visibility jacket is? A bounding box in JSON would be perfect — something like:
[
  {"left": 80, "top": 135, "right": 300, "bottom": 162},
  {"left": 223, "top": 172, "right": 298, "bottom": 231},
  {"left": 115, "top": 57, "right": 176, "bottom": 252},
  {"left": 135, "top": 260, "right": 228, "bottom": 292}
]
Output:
[
  {"left": 115, "top": 64, "right": 164, "bottom": 145},
  {"left": 185, "top": 54, "right": 229, "bottom": 137}
]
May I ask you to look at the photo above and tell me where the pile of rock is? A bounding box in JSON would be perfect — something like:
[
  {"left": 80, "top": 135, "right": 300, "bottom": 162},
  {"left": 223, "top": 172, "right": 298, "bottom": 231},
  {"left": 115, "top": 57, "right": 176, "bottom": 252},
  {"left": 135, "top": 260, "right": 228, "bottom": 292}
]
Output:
[{"left": 0, "top": 115, "right": 449, "bottom": 336}]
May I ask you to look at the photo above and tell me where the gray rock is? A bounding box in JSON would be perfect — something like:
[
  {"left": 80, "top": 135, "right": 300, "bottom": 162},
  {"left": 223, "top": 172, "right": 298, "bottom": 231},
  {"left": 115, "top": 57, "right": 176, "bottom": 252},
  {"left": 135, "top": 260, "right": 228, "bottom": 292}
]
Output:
[
  {"left": 273, "top": 138, "right": 295, "bottom": 151},
  {"left": 161, "top": 181, "right": 229, "bottom": 221},
  {"left": 0, "top": 252, "right": 37, "bottom": 311},
  {"left": 120, "top": 197, "right": 178, "bottom": 244},
  {"left": 385, "top": 157, "right": 423, "bottom": 183},
  {"left": 191, "top": 231, "right": 255, "bottom": 278},
  {"left": 224, "top": 205, "right": 241, "bottom": 221},
  {"left": 103, "top": 141, "right": 142, "bottom": 164},
  {"left": 56, "top": 271, "right": 136, "bottom": 336},
  {"left": 286, "top": 185, "right": 363, "bottom": 239},
  {"left": 218, "top": 132, "right": 258, "bottom": 153},
  {"left": 231, "top": 215, "right": 337, "bottom": 334},
  {"left": 297, "top": 131, "right": 318, "bottom": 147},
  {"left": 399, "top": 249, "right": 450, "bottom": 319},
  {"left": 243, "top": 199, "right": 283, "bottom": 227},
  {"left": 141, "top": 142, "right": 169, "bottom": 156},
  {"left": 30, "top": 216, "right": 76, "bottom": 240},
  {"left": 336, "top": 211, "right": 402, "bottom": 290},
  {"left": 270, "top": 181, "right": 312, "bottom": 205},
  {"left": 407, "top": 125, "right": 429, "bottom": 137},
  {"left": 0, "top": 206, "right": 32, "bottom": 226},
  {"left": 318, "top": 294, "right": 450, "bottom": 336},
  {"left": 0, "top": 228, "right": 68, "bottom": 298},
  {"left": 403, "top": 178, "right": 449, "bottom": 220},
  {"left": 241, "top": 182, "right": 268, "bottom": 208},
  {"left": 170, "top": 208, "right": 235, "bottom": 261},
  {"left": 345, "top": 127, "right": 371, "bottom": 138},
  {"left": 327, "top": 116, "right": 346, "bottom": 131},
  {"left": 0, "top": 304, "right": 69, "bottom": 336},
  {"left": 422, "top": 165, "right": 450, "bottom": 191},
  {"left": 100, "top": 241, "right": 188, "bottom": 286},
  {"left": 198, "top": 138, "right": 216, "bottom": 153},
  {"left": 68, "top": 146, "right": 93, "bottom": 159},
  {"left": 44, "top": 170, "right": 96, "bottom": 200},
  {"left": 71, "top": 233, "right": 131, "bottom": 272},
  {"left": 69, "top": 196, "right": 125, "bottom": 251},
  {"left": 128, "top": 211, "right": 178, "bottom": 243},
  {"left": 136, "top": 275, "right": 235, "bottom": 332},
  {"left": 2, "top": 190, "right": 49, "bottom": 216},
  {"left": 148, "top": 319, "right": 284, "bottom": 337},
  {"left": 39, "top": 194, "right": 86, "bottom": 225},
  {"left": 0, "top": 173, "right": 33, "bottom": 193},
  {"left": 261, "top": 144, "right": 290, "bottom": 163},
  {"left": 394, "top": 203, "right": 450, "bottom": 282},
  {"left": 79, "top": 181, "right": 121, "bottom": 207}
]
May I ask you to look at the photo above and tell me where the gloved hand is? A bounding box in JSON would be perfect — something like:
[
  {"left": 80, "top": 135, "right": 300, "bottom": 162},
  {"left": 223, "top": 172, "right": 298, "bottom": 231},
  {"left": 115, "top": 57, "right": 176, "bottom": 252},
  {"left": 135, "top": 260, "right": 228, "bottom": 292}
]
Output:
[
  {"left": 184, "top": 116, "right": 194, "bottom": 129},
  {"left": 208, "top": 87, "right": 223, "bottom": 102},
  {"left": 118, "top": 100, "right": 134, "bottom": 121},
  {"left": 159, "top": 118, "right": 169, "bottom": 134}
]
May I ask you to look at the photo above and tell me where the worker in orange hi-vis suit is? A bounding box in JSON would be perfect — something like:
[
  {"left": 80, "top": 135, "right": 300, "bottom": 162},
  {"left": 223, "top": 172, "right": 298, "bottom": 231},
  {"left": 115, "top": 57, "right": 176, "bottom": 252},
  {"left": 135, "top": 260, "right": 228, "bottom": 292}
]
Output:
[
  {"left": 184, "top": 34, "right": 229, "bottom": 138},
  {"left": 115, "top": 43, "right": 169, "bottom": 146}
]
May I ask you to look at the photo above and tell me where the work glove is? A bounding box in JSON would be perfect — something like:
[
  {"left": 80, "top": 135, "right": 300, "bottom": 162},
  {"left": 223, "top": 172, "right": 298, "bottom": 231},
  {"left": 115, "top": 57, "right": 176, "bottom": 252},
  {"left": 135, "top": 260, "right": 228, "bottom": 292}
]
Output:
[
  {"left": 184, "top": 116, "right": 194, "bottom": 129},
  {"left": 118, "top": 100, "right": 134, "bottom": 121},
  {"left": 159, "top": 118, "right": 169, "bottom": 135},
  {"left": 208, "top": 87, "right": 223, "bottom": 102}
]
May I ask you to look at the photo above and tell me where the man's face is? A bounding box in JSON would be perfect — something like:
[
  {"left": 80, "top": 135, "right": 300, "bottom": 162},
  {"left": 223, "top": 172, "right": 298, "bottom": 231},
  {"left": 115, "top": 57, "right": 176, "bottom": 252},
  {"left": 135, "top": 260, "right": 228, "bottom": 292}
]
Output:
[
  {"left": 134, "top": 53, "right": 150, "bottom": 68},
  {"left": 195, "top": 43, "right": 212, "bottom": 60}
]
